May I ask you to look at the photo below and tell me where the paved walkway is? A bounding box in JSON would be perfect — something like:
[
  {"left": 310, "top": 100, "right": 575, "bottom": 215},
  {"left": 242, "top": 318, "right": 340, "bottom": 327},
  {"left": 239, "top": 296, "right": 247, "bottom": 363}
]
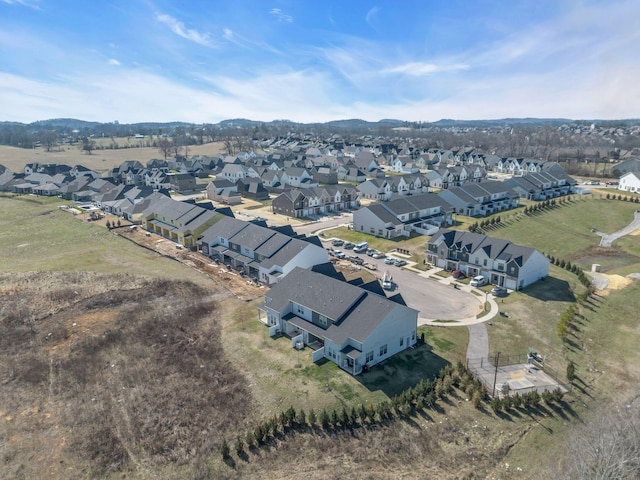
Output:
[
  {"left": 595, "top": 210, "right": 640, "bottom": 247},
  {"left": 413, "top": 268, "right": 498, "bottom": 363}
]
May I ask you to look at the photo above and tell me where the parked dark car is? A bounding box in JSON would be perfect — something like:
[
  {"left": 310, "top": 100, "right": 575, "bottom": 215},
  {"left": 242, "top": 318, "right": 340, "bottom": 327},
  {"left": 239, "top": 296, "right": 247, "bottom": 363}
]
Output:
[
  {"left": 343, "top": 242, "right": 354, "bottom": 250},
  {"left": 451, "top": 269, "right": 465, "bottom": 279},
  {"left": 491, "top": 286, "right": 508, "bottom": 297},
  {"left": 332, "top": 239, "right": 344, "bottom": 247},
  {"left": 349, "top": 255, "right": 364, "bottom": 265}
]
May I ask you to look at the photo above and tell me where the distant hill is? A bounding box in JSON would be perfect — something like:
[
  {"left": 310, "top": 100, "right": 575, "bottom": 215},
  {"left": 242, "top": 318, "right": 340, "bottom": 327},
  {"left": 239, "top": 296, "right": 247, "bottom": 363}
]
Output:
[
  {"left": 2, "top": 117, "right": 640, "bottom": 150},
  {"left": 430, "top": 118, "right": 573, "bottom": 128}
]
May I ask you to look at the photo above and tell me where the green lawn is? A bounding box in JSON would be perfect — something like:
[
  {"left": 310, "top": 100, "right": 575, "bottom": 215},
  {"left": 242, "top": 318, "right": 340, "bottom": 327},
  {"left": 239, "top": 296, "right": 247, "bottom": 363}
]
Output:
[
  {"left": 0, "top": 195, "right": 198, "bottom": 280},
  {"left": 482, "top": 197, "right": 640, "bottom": 272}
]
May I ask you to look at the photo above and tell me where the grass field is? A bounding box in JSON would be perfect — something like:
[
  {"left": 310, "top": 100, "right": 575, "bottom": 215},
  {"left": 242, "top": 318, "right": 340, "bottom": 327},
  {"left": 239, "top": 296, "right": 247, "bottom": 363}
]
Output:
[
  {"left": 485, "top": 197, "right": 640, "bottom": 273},
  {"left": 0, "top": 140, "right": 226, "bottom": 174},
  {"left": 0, "top": 194, "right": 203, "bottom": 281}
]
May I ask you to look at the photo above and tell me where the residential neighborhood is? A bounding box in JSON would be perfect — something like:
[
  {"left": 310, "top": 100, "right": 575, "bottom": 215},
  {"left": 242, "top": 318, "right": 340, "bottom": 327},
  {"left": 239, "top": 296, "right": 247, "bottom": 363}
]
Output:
[
  {"left": 0, "top": 132, "right": 637, "bottom": 379},
  {"left": 1, "top": 125, "right": 640, "bottom": 480}
]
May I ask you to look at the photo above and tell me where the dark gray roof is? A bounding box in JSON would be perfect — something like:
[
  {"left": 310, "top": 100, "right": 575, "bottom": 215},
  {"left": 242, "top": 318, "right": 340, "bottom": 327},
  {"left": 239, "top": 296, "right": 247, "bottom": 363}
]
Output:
[
  {"left": 260, "top": 238, "right": 311, "bottom": 269},
  {"left": 366, "top": 204, "right": 403, "bottom": 225},
  {"left": 200, "top": 216, "right": 248, "bottom": 244},
  {"left": 385, "top": 197, "right": 418, "bottom": 215},
  {"left": 266, "top": 267, "right": 365, "bottom": 322},
  {"left": 229, "top": 222, "right": 276, "bottom": 250},
  {"left": 254, "top": 233, "right": 291, "bottom": 257},
  {"left": 429, "top": 228, "right": 537, "bottom": 265},
  {"left": 265, "top": 267, "right": 417, "bottom": 345}
]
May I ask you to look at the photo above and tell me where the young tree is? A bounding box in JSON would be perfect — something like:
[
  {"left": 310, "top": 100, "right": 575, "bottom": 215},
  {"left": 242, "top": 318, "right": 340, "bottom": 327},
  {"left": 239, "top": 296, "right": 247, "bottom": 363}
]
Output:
[
  {"left": 566, "top": 361, "right": 576, "bottom": 382},
  {"left": 308, "top": 409, "right": 317, "bottom": 426},
  {"left": 234, "top": 436, "right": 244, "bottom": 455},
  {"left": 220, "top": 439, "right": 230, "bottom": 459}
]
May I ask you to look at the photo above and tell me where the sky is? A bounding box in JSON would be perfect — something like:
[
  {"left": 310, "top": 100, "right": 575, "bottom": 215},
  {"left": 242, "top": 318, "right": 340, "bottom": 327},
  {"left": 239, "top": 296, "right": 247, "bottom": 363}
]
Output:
[{"left": 1, "top": 0, "right": 639, "bottom": 124}]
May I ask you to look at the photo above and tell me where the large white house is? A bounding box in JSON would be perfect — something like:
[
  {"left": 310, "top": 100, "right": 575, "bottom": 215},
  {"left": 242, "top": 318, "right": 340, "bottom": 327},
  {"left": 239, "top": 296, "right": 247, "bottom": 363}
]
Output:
[
  {"left": 618, "top": 171, "right": 640, "bottom": 193},
  {"left": 259, "top": 267, "right": 418, "bottom": 375},
  {"left": 427, "top": 229, "right": 550, "bottom": 290}
]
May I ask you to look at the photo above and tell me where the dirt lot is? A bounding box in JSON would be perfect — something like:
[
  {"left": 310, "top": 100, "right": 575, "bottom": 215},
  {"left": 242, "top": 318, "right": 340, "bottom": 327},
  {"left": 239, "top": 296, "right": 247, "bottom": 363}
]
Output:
[{"left": 113, "top": 224, "right": 266, "bottom": 301}]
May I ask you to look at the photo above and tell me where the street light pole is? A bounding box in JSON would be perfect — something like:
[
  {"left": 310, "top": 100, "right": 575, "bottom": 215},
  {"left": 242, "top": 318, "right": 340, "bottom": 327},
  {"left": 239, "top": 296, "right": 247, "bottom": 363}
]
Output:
[{"left": 492, "top": 351, "right": 501, "bottom": 397}]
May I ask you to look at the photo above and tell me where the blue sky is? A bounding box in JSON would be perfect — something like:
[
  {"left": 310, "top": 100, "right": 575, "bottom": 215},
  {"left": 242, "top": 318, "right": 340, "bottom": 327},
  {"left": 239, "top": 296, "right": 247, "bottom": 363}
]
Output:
[{"left": 1, "top": 0, "right": 638, "bottom": 123}]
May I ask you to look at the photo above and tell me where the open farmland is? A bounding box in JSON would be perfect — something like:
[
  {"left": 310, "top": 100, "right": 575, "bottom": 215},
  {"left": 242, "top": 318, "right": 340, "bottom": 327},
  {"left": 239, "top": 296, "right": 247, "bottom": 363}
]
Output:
[{"left": 0, "top": 140, "right": 226, "bottom": 174}]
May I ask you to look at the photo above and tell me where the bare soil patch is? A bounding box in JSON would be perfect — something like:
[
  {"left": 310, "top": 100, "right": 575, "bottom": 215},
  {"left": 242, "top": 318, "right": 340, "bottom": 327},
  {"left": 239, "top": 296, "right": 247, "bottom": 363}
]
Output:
[
  {"left": 0, "top": 272, "right": 250, "bottom": 479},
  {"left": 597, "top": 273, "right": 635, "bottom": 295},
  {"left": 115, "top": 225, "right": 266, "bottom": 300}
]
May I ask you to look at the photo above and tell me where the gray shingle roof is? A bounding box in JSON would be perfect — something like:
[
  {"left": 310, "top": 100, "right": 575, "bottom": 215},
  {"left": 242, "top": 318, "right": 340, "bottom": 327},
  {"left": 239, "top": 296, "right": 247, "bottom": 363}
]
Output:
[
  {"left": 429, "top": 228, "right": 536, "bottom": 265},
  {"left": 265, "top": 267, "right": 417, "bottom": 345},
  {"left": 228, "top": 222, "right": 276, "bottom": 249}
]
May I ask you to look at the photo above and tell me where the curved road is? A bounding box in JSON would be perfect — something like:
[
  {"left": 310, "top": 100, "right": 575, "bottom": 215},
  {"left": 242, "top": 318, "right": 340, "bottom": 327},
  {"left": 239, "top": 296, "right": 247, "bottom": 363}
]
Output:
[{"left": 595, "top": 210, "right": 640, "bottom": 247}]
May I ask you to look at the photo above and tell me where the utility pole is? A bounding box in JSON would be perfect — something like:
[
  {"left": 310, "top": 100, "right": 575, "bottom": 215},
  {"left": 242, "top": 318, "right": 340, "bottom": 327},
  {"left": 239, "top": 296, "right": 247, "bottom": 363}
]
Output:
[{"left": 492, "top": 351, "right": 501, "bottom": 397}]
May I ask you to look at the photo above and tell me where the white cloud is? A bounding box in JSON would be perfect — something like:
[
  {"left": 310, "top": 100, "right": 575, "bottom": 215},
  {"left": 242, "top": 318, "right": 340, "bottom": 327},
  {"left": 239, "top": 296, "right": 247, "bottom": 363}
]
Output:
[
  {"left": 107, "top": 58, "right": 121, "bottom": 66},
  {"left": 365, "top": 7, "right": 380, "bottom": 28},
  {"left": 2, "top": 58, "right": 640, "bottom": 125},
  {"left": 383, "top": 62, "right": 470, "bottom": 76},
  {"left": 155, "top": 13, "right": 216, "bottom": 47},
  {"left": 221, "top": 26, "right": 282, "bottom": 54},
  {"left": 1, "top": 0, "right": 40, "bottom": 9},
  {"left": 269, "top": 8, "right": 293, "bottom": 23}
]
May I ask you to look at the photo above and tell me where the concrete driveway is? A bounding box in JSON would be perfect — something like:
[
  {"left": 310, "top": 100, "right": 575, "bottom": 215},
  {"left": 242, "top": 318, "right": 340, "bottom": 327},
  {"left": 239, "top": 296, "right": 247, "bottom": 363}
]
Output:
[{"left": 294, "top": 213, "right": 353, "bottom": 236}]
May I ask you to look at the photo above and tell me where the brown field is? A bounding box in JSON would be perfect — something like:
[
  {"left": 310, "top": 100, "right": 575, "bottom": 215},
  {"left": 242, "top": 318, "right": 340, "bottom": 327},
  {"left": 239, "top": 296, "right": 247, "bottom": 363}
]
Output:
[{"left": 0, "top": 140, "right": 227, "bottom": 174}]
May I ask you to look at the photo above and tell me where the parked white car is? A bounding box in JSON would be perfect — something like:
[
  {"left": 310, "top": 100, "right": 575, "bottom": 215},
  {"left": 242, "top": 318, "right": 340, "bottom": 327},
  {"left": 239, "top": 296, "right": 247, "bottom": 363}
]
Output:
[{"left": 470, "top": 275, "right": 488, "bottom": 287}]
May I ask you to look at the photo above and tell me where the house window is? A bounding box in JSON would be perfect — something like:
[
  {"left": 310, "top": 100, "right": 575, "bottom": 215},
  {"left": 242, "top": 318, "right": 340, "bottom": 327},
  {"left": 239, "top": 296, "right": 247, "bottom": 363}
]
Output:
[
  {"left": 399, "top": 337, "right": 404, "bottom": 347},
  {"left": 366, "top": 351, "right": 374, "bottom": 363},
  {"left": 379, "top": 344, "right": 387, "bottom": 356},
  {"left": 297, "top": 305, "right": 304, "bottom": 315},
  {"left": 370, "top": 228, "right": 375, "bottom": 234},
  {"left": 483, "top": 259, "right": 487, "bottom": 267},
  {"left": 318, "top": 314, "right": 328, "bottom": 327},
  {"left": 475, "top": 257, "right": 479, "bottom": 264},
  {"left": 509, "top": 266, "right": 516, "bottom": 275}
]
